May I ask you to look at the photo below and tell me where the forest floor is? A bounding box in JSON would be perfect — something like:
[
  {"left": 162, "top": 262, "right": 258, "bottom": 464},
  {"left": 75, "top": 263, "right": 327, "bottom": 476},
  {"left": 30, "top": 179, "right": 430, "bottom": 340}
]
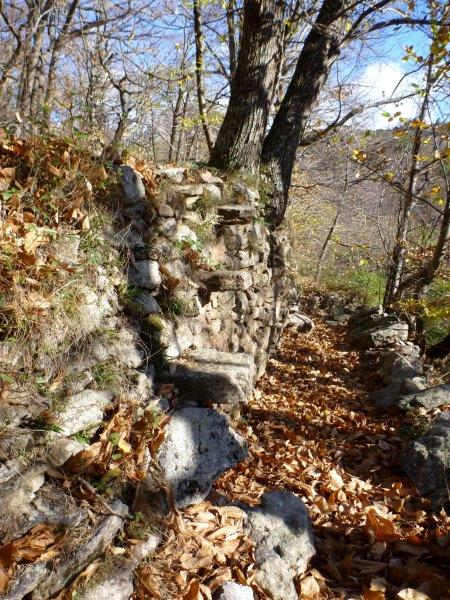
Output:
[{"left": 137, "top": 319, "right": 450, "bottom": 600}]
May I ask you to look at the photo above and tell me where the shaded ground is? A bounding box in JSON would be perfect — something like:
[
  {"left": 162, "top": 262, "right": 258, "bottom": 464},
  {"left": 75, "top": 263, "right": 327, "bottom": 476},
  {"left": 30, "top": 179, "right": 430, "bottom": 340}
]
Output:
[{"left": 136, "top": 320, "right": 449, "bottom": 599}]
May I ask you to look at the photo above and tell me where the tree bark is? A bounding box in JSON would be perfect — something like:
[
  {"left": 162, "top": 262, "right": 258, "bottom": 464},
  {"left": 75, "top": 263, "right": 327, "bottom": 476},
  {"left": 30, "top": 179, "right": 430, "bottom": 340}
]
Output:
[
  {"left": 226, "top": 0, "right": 238, "bottom": 79},
  {"left": 209, "top": 0, "right": 286, "bottom": 172},
  {"left": 261, "top": 0, "right": 345, "bottom": 226}
]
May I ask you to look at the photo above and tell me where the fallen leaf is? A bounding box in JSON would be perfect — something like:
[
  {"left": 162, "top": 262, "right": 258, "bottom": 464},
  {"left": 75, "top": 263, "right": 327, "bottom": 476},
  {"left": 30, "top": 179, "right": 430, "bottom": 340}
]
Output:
[
  {"left": 366, "top": 507, "right": 398, "bottom": 541},
  {"left": 397, "top": 589, "right": 431, "bottom": 600},
  {"left": 301, "top": 574, "right": 321, "bottom": 599}
]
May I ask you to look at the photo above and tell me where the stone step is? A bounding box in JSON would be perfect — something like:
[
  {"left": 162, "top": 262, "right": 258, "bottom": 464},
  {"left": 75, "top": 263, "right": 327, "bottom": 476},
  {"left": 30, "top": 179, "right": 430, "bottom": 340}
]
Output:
[{"left": 168, "top": 348, "right": 256, "bottom": 406}]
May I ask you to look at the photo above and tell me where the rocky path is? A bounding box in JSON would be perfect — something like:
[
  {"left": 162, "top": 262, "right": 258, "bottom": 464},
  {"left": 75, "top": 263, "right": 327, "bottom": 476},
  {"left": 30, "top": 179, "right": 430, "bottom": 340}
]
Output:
[
  {"left": 213, "top": 320, "right": 450, "bottom": 599},
  {"left": 135, "top": 318, "right": 449, "bottom": 599}
]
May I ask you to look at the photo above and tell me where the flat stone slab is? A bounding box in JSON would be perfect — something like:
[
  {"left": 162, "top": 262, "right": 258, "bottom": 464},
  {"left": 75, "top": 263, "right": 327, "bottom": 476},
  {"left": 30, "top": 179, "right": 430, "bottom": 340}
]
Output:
[
  {"left": 156, "top": 166, "right": 186, "bottom": 183},
  {"left": 47, "top": 390, "right": 114, "bottom": 436},
  {"left": 156, "top": 407, "right": 247, "bottom": 508},
  {"left": 397, "top": 383, "right": 450, "bottom": 411},
  {"left": 30, "top": 501, "right": 128, "bottom": 599},
  {"left": 402, "top": 411, "right": 450, "bottom": 508},
  {"left": 169, "top": 348, "right": 256, "bottom": 405},
  {"left": 286, "top": 313, "right": 314, "bottom": 333},
  {"left": 76, "top": 559, "right": 134, "bottom": 600},
  {"left": 199, "top": 269, "right": 253, "bottom": 292},
  {"left": 217, "top": 204, "right": 256, "bottom": 224},
  {"left": 348, "top": 310, "right": 409, "bottom": 349}
]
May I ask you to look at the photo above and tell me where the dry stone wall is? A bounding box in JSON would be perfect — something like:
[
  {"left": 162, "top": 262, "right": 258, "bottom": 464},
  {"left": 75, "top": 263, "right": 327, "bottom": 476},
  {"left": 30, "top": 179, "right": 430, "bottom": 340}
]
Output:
[
  {"left": 122, "top": 165, "right": 293, "bottom": 382},
  {"left": 0, "top": 164, "right": 305, "bottom": 600}
]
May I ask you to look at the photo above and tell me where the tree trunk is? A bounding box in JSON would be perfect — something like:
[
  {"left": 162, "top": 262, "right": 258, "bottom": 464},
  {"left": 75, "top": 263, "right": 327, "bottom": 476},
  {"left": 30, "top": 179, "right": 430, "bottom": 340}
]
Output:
[
  {"left": 168, "top": 84, "right": 184, "bottom": 162},
  {"left": 209, "top": 0, "right": 286, "bottom": 172},
  {"left": 176, "top": 90, "right": 190, "bottom": 163},
  {"left": 17, "top": 0, "right": 54, "bottom": 124},
  {"left": 193, "top": 0, "right": 213, "bottom": 155},
  {"left": 226, "top": 0, "right": 238, "bottom": 79},
  {"left": 261, "top": 0, "right": 344, "bottom": 226},
  {"left": 315, "top": 208, "right": 340, "bottom": 282},
  {"left": 383, "top": 58, "right": 433, "bottom": 307},
  {"left": 43, "top": 0, "right": 79, "bottom": 128},
  {"left": 394, "top": 142, "right": 450, "bottom": 300}
]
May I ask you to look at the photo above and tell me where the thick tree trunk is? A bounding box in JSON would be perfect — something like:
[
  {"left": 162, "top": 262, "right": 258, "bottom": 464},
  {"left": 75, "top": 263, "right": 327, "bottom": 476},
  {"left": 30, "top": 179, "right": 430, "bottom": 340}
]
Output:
[
  {"left": 209, "top": 0, "right": 286, "bottom": 172},
  {"left": 261, "top": 0, "right": 344, "bottom": 226}
]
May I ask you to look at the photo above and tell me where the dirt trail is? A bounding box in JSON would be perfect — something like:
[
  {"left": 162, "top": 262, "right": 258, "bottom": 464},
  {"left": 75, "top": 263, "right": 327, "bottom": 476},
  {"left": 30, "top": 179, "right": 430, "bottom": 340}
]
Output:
[{"left": 215, "top": 320, "right": 450, "bottom": 599}]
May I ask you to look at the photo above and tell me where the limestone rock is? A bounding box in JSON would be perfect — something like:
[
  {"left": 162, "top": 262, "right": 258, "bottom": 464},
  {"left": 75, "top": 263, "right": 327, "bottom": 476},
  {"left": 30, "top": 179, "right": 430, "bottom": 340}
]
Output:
[
  {"left": 49, "top": 234, "right": 80, "bottom": 265},
  {"left": 374, "top": 382, "right": 448, "bottom": 411},
  {"left": 47, "top": 390, "right": 114, "bottom": 436},
  {"left": 90, "top": 324, "right": 143, "bottom": 368},
  {"left": 397, "top": 383, "right": 450, "bottom": 411},
  {"left": 47, "top": 437, "right": 86, "bottom": 467},
  {"left": 0, "top": 388, "right": 49, "bottom": 427},
  {"left": 3, "top": 561, "right": 49, "bottom": 600},
  {"left": 243, "top": 490, "right": 315, "bottom": 600},
  {"left": 0, "top": 471, "right": 85, "bottom": 544},
  {"left": 171, "top": 183, "right": 204, "bottom": 197},
  {"left": 169, "top": 349, "right": 255, "bottom": 406},
  {"left": 128, "top": 291, "right": 161, "bottom": 316},
  {"left": 129, "top": 260, "right": 162, "bottom": 290},
  {"left": 31, "top": 501, "right": 128, "bottom": 599},
  {"left": 402, "top": 411, "right": 450, "bottom": 508},
  {"left": 120, "top": 164, "right": 146, "bottom": 203},
  {"left": 217, "top": 204, "right": 256, "bottom": 225},
  {"left": 215, "top": 582, "right": 254, "bottom": 600},
  {"left": 287, "top": 313, "right": 314, "bottom": 333},
  {"left": 203, "top": 183, "right": 222, "bottom": 204},
  {"left": 349, "top": 310, "right": 409, "bottom": 349},
  {"left": 379, "top": 347, "right": 423, "bottom": 385},
  {"left": 156, "top": 407, "right": 247, "bottom": 507},
  {"left": 199, "top": 270, "right": 253, "bottom": 292},
  {"left": 198, "top": 170, "right": 223, "bottom": 185},
  {"left": 232, "top": 182, "right": 259, "bottom": 204},
  {"left": 156, "top": 166, "right": 186, "bottom": 183},
  {"left": 76, "top": 559, "right": 134, "bottom": 600},
  {"left": 77, "top": 287, "right": 117, "bottom": 336},
  {"left": 173, "top": 223, "right": 198, "bottom": 244},
  {"left": 155, "top": 318, "right": 195, "bottom": 360}
]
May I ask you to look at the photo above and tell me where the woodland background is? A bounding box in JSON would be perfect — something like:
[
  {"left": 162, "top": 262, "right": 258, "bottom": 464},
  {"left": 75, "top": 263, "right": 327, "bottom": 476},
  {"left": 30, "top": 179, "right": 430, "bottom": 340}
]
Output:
[{"left": 0, "top": 0, "right": 448, "bottom": 345}]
